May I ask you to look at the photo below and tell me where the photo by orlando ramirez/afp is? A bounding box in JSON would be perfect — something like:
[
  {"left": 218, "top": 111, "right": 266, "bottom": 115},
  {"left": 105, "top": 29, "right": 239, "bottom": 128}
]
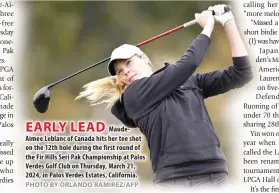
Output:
[{"left": 76, "top": 4, "right": 253, "bottom": 189}]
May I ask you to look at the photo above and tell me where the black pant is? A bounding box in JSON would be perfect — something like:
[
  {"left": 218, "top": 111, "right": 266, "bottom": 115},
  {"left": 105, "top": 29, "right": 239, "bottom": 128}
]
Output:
[{"left": 154, "top": 172, "right": 228, "bottom": 188}]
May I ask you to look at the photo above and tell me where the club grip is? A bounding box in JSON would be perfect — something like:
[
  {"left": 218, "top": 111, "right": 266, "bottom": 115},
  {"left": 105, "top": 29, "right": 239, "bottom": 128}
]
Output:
[{"left": 212, "top": 5, "right": 232, "bottom": 15}]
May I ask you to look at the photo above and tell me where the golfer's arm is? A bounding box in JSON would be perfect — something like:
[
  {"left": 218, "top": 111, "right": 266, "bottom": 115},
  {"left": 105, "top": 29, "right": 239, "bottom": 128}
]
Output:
[
  {"left": 201, "top": 24, "right": 214, "bottom": 38},
  {"left": 157, "top": 33, "right": 211, "bottom": 87},
  {"left": 133, "top": 33, "right": 211, "bottom": 106},
  {"left": 194, "top": 20, "right": 253, "bottom": 98},
  {"left": 196, "top": 56, "right": 253, "bottom": 98},
  {"left": 224, "top": 20, "right": 248, "bottom": 57}
]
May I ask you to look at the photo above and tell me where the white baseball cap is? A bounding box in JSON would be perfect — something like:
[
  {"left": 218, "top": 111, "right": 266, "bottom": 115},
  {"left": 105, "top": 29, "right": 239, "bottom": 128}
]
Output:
[{"left": 107, "top": 44, "right": 142, "bottom": 76}]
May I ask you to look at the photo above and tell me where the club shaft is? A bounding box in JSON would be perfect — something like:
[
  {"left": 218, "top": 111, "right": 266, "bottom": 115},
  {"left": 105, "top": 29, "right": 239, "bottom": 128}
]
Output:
[
  {"left": 137, "top": 25, "right": 184, "bottom": 47},
  {"left": 47, "top": 22, "right": 197, "bottom": 88},
  {"left": 48, "top": 3, "right": 234, "bottom": 88},
  {"left": 43, "top": 5, "right": 233, "bottom": 89},
  {"left": 49, "top": 20, "right": 201, "bottom": 88},
  {"left": 48, "top": 57, "right": 111, "bottom": 88}
]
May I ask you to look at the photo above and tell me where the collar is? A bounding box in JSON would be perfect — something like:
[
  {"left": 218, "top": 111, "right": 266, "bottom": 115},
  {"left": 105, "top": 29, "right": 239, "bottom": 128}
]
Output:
[{"left": 152, "top": 62, "right": 170, "bottom": 75}]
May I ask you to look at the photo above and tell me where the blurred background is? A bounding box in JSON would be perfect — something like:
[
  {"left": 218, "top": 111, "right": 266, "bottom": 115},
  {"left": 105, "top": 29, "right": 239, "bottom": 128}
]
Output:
[{"left": 23, "top": 0, "right": 240, "bottom": 186}]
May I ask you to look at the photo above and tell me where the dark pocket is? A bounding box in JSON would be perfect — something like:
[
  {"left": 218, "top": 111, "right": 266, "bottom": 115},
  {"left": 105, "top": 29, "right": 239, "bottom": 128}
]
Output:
[{"left": 162, "top": 120, "right": 219, "bottom": 155}]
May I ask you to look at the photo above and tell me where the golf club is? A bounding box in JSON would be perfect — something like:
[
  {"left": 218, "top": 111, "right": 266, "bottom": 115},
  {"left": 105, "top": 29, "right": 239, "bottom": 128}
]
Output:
[{"left": 33, "top": 5, "right": 231, "bottom": 113}]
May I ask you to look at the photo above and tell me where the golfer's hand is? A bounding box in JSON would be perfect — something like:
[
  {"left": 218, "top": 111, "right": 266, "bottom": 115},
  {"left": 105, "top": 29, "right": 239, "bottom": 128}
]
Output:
[
  {"left": 195, "top": 10, "right": 215, "bottom": 29},
  {"left": 208, "top": 4, "right": 234, "bottom": 26}
]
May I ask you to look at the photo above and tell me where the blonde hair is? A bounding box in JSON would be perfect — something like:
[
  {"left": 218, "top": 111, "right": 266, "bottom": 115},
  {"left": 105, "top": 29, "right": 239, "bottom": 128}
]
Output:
[{"left": 76, "top": 52, "right": 153, "bottom": 109}]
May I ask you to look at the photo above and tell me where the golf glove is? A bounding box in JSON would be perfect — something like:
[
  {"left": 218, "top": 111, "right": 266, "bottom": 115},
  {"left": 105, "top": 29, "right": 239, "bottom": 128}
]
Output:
[{"left": 208, "top": 4, "right": 234, "bottom": 26}]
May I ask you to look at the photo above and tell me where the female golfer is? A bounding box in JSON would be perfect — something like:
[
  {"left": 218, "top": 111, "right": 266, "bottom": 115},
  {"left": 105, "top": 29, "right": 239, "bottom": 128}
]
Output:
[{"left": 77, "top": 5, "right": 252, "bottom": 188}]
